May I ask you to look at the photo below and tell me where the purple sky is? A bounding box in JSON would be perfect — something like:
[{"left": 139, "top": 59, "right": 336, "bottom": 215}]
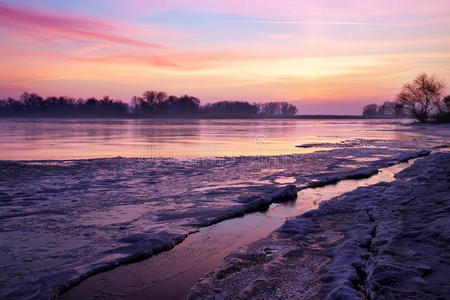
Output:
[{"left": 0, "top": 0, "right": 449, "bottom": 114}]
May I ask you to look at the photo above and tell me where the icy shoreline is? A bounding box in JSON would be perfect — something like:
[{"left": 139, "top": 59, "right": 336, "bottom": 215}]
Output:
[
  {"left": 0, "top": 142, "right": 440, "bottom": 299},
  {"left": 187, "top": 152, "right": 450, "bottom": 299},
  {"left": 6, "top": 150, "right": 431, "bottom": 299}
]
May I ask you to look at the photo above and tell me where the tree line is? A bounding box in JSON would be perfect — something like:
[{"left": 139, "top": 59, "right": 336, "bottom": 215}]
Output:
[
  {"left": 363, "top": 73, "right": 450, "bottom": 123},
  {"left": 0, "top": 91, "right": 298, "bottom": 118},
  {"left": 362, "top": 101, "right": 406, "bottom": 118}
]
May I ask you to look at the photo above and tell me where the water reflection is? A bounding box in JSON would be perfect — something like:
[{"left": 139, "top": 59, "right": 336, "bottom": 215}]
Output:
[{"left": 0, "top": 119, "right": 412, "bottom": 160}]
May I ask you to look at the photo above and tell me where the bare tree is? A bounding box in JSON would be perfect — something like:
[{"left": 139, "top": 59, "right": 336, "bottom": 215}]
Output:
[
  {"left": 434, "top": 94, "right": 450, "bottom": 123},
  {"left": 444, "top": 95, "right": 450, "bottom": 110},
  {"left": 378, "top": 101, "right": 396, "bottom": 117},
  {"left": 362, "top": 104, "right": 378, "bottom": 117},
  {"left": 394, "top": 102, "right": 405, "bottom": 117},
  {"left": 396, "top": 73, "right": 446, "bottom": 122}
]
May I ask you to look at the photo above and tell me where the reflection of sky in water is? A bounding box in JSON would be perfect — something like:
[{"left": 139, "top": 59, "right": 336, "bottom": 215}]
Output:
[
  {"left": 273, "top": 176, "right": 297, "bottom": 184},
  {"left": 0, "top": 119, "right": 415, "bottom": 160}
]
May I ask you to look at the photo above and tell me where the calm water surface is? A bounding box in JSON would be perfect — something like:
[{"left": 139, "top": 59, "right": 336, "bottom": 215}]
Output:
[{"left": 0, "top": 119, "right": 411, "bottom": 160}]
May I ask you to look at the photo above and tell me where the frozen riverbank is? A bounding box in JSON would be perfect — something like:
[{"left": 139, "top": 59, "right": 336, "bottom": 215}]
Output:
[
  {"left": 1, "top": 120, "right": 448, "bottom": 299},
  {"left": 187, "top": 152, "right": 450, "bottom": 299},
  {"left": 61, "top": 154, "right": 423, "bottom": 299},
  {"left": 0, "top": 143, "right": 434, "bottom": 298}
]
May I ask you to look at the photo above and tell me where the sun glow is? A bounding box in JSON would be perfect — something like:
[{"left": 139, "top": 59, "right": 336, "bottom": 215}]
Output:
[{"left": 0, "top": 0, "right": 449, "bottom": 113}]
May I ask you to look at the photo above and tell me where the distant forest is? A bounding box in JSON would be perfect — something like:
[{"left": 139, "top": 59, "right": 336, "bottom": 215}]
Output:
[
  {"left": 362, "top": 101, "right": 406, "bottom": 118},
  {"left": 0, "top": 91, "right": 298, "bottom": 118}
]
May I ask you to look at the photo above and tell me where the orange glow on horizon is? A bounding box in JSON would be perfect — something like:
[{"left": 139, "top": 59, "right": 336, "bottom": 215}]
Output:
[{"left": 0, "top": 1, "right": 449, "bottom": 114}]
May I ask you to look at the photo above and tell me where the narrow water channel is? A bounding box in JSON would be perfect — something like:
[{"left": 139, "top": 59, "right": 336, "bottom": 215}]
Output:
[{"left": 61, "top": 159, "right": 415, "bottom": 300}]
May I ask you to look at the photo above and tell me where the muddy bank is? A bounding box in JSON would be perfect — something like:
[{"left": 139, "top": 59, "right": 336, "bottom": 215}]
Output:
[{"left": 187, "top": 152, "right": 450, "bottom": 299}]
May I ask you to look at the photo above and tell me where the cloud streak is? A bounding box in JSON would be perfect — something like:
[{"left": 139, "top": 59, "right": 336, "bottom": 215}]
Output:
[
  {"left": 219, "top": 19, "right": 417, "bottom": 27},
  {"left": 0, "top": 3, "right": 164, "bottom": 48}
]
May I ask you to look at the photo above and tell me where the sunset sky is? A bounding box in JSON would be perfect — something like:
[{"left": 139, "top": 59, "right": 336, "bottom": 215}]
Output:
[{"left": 0, "top": 0, "right": 449, "bottom": 114}]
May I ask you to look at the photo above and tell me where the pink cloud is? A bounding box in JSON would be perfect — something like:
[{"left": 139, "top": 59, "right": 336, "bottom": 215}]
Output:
[
  {"left": 0, "top": 3, "right": 164, "bottom": 48},
  {"left": 0, "top": 45, "right": 177, "bottom": 68},
  {"left": 68, "top": 55, "right": 179, "bottom": 68},
  {"left": 0, "top": 42, "right": 257, "bottom": 70},
  {"left": 65, "top": 51, "right": 268, "bottom": 70}
]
